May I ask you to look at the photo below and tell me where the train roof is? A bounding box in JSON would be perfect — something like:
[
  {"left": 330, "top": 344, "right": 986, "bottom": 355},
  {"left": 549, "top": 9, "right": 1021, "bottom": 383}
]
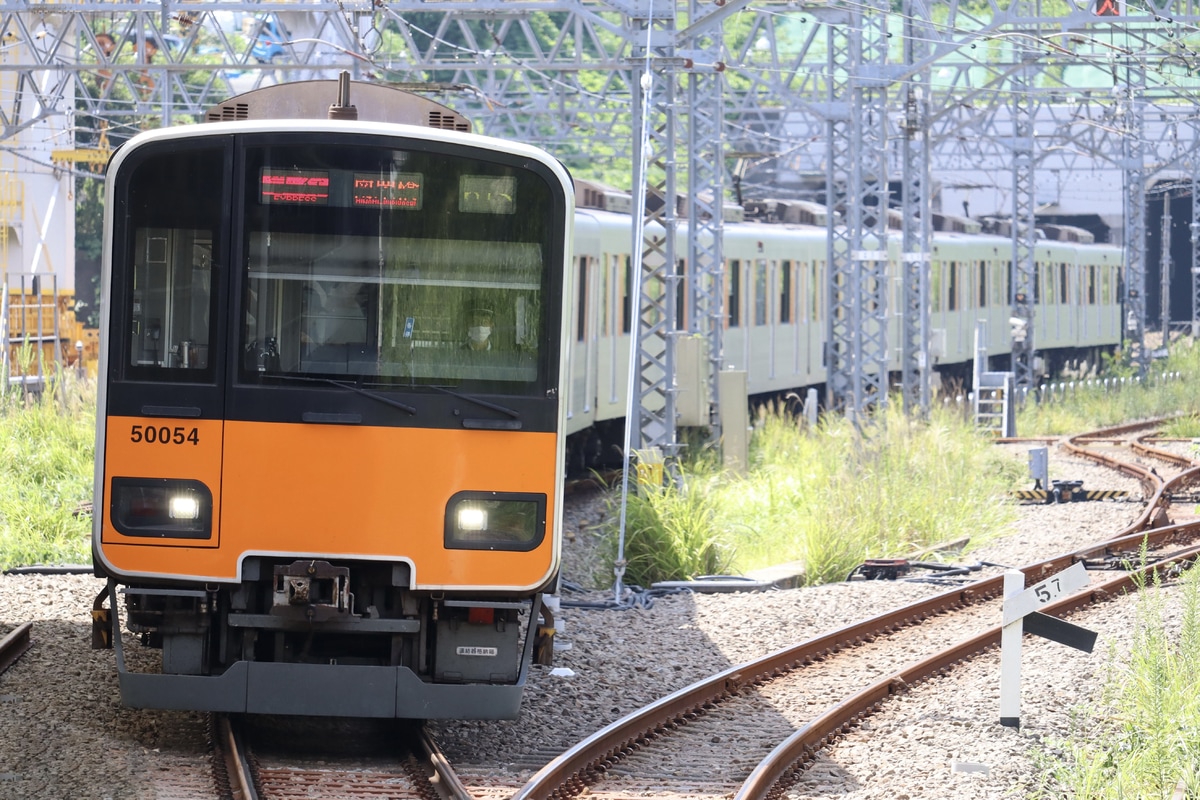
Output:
[{"left": 573, "top": 179, "right": 1118, "bottom": 251}]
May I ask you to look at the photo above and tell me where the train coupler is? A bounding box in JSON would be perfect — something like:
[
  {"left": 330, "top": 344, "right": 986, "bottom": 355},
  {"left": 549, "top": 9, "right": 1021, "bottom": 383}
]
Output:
[{"left": 91, "top": 586, "right": 112, "bottom": 650}]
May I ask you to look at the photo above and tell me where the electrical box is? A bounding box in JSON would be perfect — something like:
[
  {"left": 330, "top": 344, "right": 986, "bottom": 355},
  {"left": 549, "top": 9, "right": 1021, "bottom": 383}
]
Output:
[
  {"left": 1028, "top": 447, "right": 1049, "bottom": 489},
  {"left": 675, "top": 335, "right": 710, "bottom": 427}
]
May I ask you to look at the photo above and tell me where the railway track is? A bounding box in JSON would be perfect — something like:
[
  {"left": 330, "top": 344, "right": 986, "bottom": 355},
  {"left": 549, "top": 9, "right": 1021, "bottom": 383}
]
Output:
[
  {"left": 203, "top": 418, "right": 1200, "bottom": 800},
  {"left": 500, "top": 419, "right": 1200, "bottom": 800},
  {"left": 210, "top": 714, "right": 474, "bottom": 800},
  {"left": 0, "top": 621, "right": 32, "bottom": 675}
]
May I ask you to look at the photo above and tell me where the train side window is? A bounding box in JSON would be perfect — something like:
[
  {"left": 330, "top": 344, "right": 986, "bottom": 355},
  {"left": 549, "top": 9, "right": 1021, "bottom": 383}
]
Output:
[
  {"left": 1035, "top": 261, "right": 1043, "bottom": 303},
  {"left": 576, "top": 256, "right": 587, "bottom": 343},
  {"left": 599, "top": 255, "right": 610, "bottom": 337},
  {"left": 978, "top": 260, "right": 987, "bottom": 308},
  {"left": 947, "top": 261, "right": 958, "bottom": 312},
  {"left": 1060, "top": 263, "right": 1069, "bottom": 304},
  {"left": 676, "top": 258, "right": 687, "bottom": 331},
  {"left": 754, "top": 259, "right": 768, "bottom": 326},
  {"left": 622, "top": 255, "right": 633, "bottom": 334},
  {"left": 812, "top": 260, "right": 821, "bottom": 321},
  {"left": 780, "top": 259, "right": 792, "bottom": 324},
  {"left": 1088, "top": 265, "right": 1097, "bottom": 304},
  {"left": 727, "top": 259, "right": 741, "bottom": 328}
]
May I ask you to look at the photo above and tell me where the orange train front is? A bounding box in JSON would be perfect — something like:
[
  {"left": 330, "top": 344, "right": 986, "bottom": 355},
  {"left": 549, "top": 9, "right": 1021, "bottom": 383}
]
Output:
[{"left": 91, "top": 80, "right": 574, "bottom": 718}]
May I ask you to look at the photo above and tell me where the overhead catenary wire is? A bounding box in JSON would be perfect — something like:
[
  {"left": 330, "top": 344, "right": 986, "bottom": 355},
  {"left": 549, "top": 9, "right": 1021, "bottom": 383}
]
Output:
[{"left": 0, "top": 4, "right": 1198, "bottom": 169}]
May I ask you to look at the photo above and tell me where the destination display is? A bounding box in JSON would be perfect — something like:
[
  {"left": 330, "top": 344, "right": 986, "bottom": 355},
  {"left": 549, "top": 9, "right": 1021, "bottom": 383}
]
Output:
[
  {"left": 352, "top": 173, "right": 423, "bottom": 209},
  {"left": 258, "top": 167, "right": 511, "bottom": 213},
  {"left": 260, "top": 169, "right": 330, "bottom": 205}
]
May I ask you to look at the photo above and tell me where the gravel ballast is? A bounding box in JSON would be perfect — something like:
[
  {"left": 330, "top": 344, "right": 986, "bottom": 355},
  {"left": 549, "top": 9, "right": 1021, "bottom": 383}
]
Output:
[{"left": 0, "top": 440, "right": 1184, "bottom": 799}]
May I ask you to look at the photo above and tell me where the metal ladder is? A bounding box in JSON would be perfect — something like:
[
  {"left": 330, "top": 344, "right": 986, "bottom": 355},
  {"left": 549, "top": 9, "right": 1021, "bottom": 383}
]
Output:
[
  {"left": 2, "top": 271, "right": 63, "bottom": 396},
  {"left": 975, "top": 370, "right": 1016, "bottom": 437},
  {"left": 972, "top": 320, "right": 1015, "bottom": 437}
]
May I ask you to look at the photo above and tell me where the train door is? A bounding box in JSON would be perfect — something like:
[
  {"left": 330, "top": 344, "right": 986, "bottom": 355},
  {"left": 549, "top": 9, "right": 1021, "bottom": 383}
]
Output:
[{"left": 98, "top": 139, "right": 232, "bottom": 567}]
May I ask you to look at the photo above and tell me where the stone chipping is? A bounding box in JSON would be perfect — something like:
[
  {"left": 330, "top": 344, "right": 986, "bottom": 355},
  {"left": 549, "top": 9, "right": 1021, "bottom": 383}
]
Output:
[{"left": 0, "top": 439, "right": 1184, "bottom": 799}]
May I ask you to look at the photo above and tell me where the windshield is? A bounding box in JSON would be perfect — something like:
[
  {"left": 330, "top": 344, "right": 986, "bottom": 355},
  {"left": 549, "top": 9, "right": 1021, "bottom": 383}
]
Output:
[{"left": 239, "top": 137, "right": 555, "bottom": 397}]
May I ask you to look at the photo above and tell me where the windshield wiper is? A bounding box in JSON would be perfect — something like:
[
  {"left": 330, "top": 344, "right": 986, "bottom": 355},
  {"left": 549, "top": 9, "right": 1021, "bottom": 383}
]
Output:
[
  {"left": 266, "top": 374, "right": 417, "bottom": 416},
  {"left": 427, "top": 385, "right": 520, "bottom": 420}
]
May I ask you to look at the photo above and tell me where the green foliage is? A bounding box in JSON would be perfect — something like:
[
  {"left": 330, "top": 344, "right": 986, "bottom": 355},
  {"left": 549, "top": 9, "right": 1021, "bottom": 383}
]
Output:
[
  {"left": 74, "top": 176, "right": 104, "bottom": 328},
  {"left": 1018, "top": 340, "right": 1200, "bottom": 435},
  {"left": 598, "top": 400, "right": 1019, "bottom": 587},
  {"left": 728, "top": 402, "right": 1020, "bottom": 584},
  {"left": 601, "top": 477, "right": 732, "bottom": 587},
  {"left": 0, "top": 381, "right": 95, "bottom": 569},
  {"left": 1033, "top": 567, "right": 1200, "bottom": 799}
]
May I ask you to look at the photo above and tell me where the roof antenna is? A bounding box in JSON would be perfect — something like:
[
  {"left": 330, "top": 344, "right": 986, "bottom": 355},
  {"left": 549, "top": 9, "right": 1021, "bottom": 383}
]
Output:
[{"left": 328, "top": 71, "right": 358, "bottom": 120}]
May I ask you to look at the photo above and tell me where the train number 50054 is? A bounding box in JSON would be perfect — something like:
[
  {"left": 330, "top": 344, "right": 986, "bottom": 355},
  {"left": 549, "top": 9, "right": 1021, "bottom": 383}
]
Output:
[{"left": 130, "top": 425, "right": 200, "bottom": 446}]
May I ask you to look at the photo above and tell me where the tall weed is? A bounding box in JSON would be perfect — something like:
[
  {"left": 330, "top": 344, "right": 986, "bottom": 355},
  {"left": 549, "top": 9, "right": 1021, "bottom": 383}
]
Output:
[
  {"left": 602, "top": 475, "right": 732, "bottom": 587},
  {"left": 1019, "top": 339, "right": 1200, "bottom": 435},
  {"left": 599, "top": 401, "right": 1021, "bottom": 586},
  {"left": 1033, "top": 567, "right": 1200, "bottom": 798},
  {"left": 0, "top": 378, "right": 94, "bottom": 568}
]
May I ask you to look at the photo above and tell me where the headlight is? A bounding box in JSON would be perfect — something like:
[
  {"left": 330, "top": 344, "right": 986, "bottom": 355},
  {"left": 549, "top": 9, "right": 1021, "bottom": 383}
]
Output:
[
  {"left": 169, "top": 494, "right": 201, "bottom": 520},
  {"left": 456, "top": 505, "right": 488, "bottom": 531},
  {"left": 111, "top": 478, "right": 213, "bottom": 539},
  {"left": 445, "top": 492, "right": 546, "bottom": 551}
]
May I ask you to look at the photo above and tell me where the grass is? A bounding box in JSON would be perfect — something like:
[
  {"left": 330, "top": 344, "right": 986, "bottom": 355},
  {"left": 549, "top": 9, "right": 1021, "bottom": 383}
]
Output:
[
  {"left": 599, "top": 339, "right": 1200, "bottom": 590},
  {"left": 0, "top": 378, "right": 95, "bottom": 569},
  {"left": 602, "top": 475, "right": 733, "bottom": 587},
  {"left": 1017, "top": 339, "right": 1200, "bottom": 436},
  {"left": 1031, "top": 566, "right": 1200, "bottom": 799},
  {"left": 601, "top": 402, "right": 1024, "bottom": 587}
]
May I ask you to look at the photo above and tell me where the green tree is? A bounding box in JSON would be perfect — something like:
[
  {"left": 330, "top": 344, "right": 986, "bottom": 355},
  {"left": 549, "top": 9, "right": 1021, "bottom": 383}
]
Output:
[{"left": 73, "top": 176, "right": 104, "bottom": 328}]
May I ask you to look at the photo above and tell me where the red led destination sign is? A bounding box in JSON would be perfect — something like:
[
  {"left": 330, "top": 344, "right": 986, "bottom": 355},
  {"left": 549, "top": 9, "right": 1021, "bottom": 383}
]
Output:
[
  {"left": 352, "top": 173, "right": 423, "bottom": 210},
  {"left": 260, "top": 169, "right": 330, "bottom": 205}
]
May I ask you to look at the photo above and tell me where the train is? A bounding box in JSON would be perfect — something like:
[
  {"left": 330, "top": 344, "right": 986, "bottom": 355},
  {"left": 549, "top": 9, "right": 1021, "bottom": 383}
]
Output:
[
  {"left": 91, "top": 77, "right": 1123, "bottom": 720},
  {"left": 562, "top": 190, "right": 1122, "bottom": 465},
  {"left": 91, "top": 78, "right": 575, "bottom": 719}
]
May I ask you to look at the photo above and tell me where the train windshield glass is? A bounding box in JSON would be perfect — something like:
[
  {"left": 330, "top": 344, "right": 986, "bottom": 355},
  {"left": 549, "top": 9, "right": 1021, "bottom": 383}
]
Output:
[
  {"left": 240, "top": 138, "right": 555, "bottom": 396},
  {"left": 114, "top": 143, "right": 226, "bottom": 381}
]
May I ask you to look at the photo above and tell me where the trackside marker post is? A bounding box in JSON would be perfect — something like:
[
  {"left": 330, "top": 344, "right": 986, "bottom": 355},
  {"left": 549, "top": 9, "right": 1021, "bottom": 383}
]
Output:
[{"left": 999, "top": 563, "right": 1096, "bottom": 729}]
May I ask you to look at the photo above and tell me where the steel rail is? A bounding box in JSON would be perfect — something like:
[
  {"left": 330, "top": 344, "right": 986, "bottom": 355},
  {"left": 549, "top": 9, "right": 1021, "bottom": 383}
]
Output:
[
  {"left": 417, "top": 727, "right": 475, "bottom": 800},
  {"left": 513, "top": 521, "right": 1200, "bottom": 799},
  {"left": 215, "top": 715, "right": 259, "bottom": 800},
  {"left": 213, "top": 715, "right": 460, "bottom": 799},
  {"left": 1062, "top": 419, "right": 1180, "bottom": 534},
  {"left": 1130, "top": 432, "right": 1200, "bottom": 471},
  {"left": 736, "top": 542, "right": 1200, "bottom": 800},
  {"left": 513, "top": 420, "right": 1200, "bottom": 800},
  {"left": 0, "top": 622, "right": 32, "bottom": 675}
]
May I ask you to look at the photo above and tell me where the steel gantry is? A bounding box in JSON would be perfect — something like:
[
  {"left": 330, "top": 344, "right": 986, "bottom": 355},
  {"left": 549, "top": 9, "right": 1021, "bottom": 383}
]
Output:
[
  {"left": 1193, "top": 171, "right": 1200, "bottom": 338},
  {"left": 898, "top": 0, "right": 933, "bottom": 416},
  {"left": 1122, "top": 67, "right": 1149, "bottom": 373},
  {"left": 683, "top": 0, "right": 728, "bottom": 442},
  {"left": 625, "top": 0, "right": 680, "bottom": 460},
  {"left": 823, "top": 0, "right": 891, "bottom": 419},
  {"left": 5, "top": 2, "right": 1200, "bottom": 430},
  {"left": 1010, "top": 62, "right": 1038, "bottom": 392}
]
